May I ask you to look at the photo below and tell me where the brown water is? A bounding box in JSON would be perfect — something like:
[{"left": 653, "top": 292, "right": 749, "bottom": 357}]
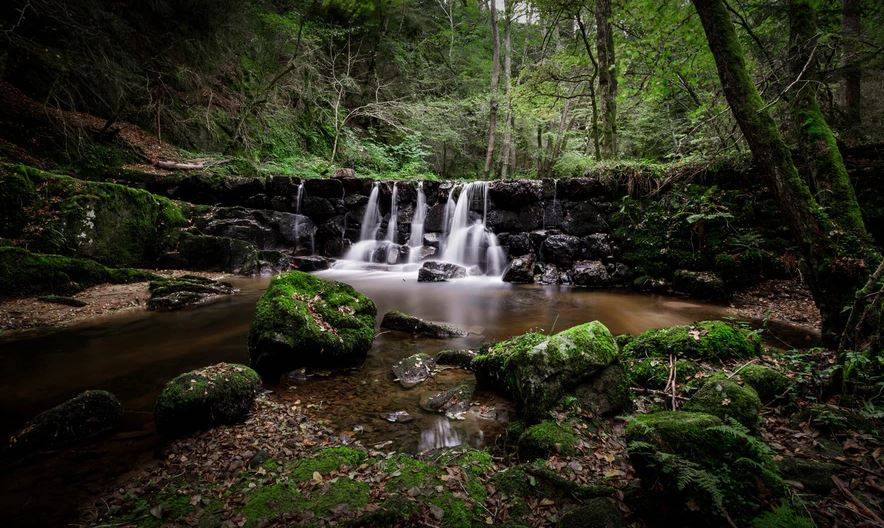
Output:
[{"left": 0, "top": 271, "right": 739, "bottom": 526}]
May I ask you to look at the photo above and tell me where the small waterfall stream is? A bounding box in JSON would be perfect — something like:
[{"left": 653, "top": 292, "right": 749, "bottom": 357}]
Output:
[{"left": 407, "top": 182, "right": 427, "bottom": 263}]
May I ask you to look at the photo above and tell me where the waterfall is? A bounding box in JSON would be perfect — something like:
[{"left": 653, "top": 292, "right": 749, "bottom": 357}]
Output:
[
  {"left": 384, "top": 182, "right": 399, "bottom": 264},
  {"left": 293, "top": 180, "right": 306, "bottom": 252},
  {"left": 407, "top": 182, "right": 427, "bottom": 263},
  {"left": 439, "top": 181, "right": 506, "bottom": 275},
  {"left": 343, "top": 182, "right": 382, "bottom": 262}
]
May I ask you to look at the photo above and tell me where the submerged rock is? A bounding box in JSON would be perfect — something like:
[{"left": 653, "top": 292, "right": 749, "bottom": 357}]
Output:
[
  {"left": 155, "top": 363, "right": 261, "bottom": 437},
  {"left": 434, "top": 349, "right": 477, "bottom": 368},
  {"left": 417, "top": 261, "right": 466, "bottom": 282},
  {"left": 147, "top": 275, "right": 236, "bottom": 311},
  {"left": 623, "top": 320, "right": 761, "bottom": 361},
  {"left": 502, "top": 254, "right": 536, "bottom": 283},
  {"left": 473, "top": 321, "right": 618, "bottom": 419},
  {"left": 683, "top": 377, "right": 762, "bottom": 430},
  {"left": 248, "top": 271, "right": 377, "bottom": 380},
  {"left": 380, "top": 310, "right": 469, "bottom": 338},
  {"left": 8, "top": 390, "right": 122, "bottom": 453},
  {"left": 421, "top": 383, "right": 475, "bottom": 417},
  {"left": 291, "top": 255, "right": 330, "bottom": 272},
  {"left": 391, "top": 353, "right": 436, "bottom": 388}
]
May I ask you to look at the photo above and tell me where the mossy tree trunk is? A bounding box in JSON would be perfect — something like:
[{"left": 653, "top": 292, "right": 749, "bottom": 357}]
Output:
[
  {"left": 483, "top": 0, "right": 501, "bottom": 179},
  {"left": 595, "top": 0, "right": 617, "bottom": 158},
  {"left": 691, "top": 0, "right": 879, "bottom": 343}
]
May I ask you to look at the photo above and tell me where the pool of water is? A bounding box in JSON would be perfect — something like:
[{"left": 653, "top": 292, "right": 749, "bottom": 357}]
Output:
[{"left": 0, "top": 270, "right": 739, "bottom": 525}]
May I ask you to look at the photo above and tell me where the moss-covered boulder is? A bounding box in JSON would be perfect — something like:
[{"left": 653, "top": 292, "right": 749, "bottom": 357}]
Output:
[
  {"left": 625, "top": 356, "right": 700, "bottom": 390},
  {"left": 623, "top": 320, "right": 761, "bottom": 360},
  {"left": 392, "top": 352, "right": 436, "bottom": 388},
  {"left": 7, "top": 390, "right": 122, "bottom": 453},
  {"left": 683, "top": 378, "right": 762, "bottom": 430},
  {"left": 518, "top": 421, "right": 578, "bottom": 459},
  {"left": 573, "top": 364, "right": 630, "bottom": 416},
  {"left": 472, "top": 321, "right": 618, "bottom": 419},
  {"left": 777, "top": 457, "right": 836, "bottom": 495},
  {"left": 558, "top": 498, "right": 624, "bottom": 528},
  {"left": 248, "top": 271, "right": 377, "bottom": 380},
  {"left": 626, "top": 411, "right": 786, "bottom": 525},
  {"left": 738, "top": 364, "right": 791, "bottom": 403},
  {"left": 155, "top": 363, "right": 261, "bottom": 437}
]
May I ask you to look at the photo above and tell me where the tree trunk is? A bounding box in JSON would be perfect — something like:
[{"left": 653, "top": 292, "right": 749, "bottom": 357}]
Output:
[
  {"left": 842, "top": 0, "right": 861, "bottom": 138},
  {"left": 576, "top": 13, "right": 601, "bottom": 159},
  {"left": 691, "top": 0, "right": 875, "bottom": 341},
  {"left": 500, "top": 0, "right": 514, "bottom": 180},
  {"left": 594, "top": 0, "right": 617, "bottom": 158},
  {"left": 483, "top": 0, "right": 501, "bottom": 179}
]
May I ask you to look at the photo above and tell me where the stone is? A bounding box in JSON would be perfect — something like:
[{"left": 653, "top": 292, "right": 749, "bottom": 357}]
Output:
[
  {"left": 738, "top": 364, "right": 791, "bottom": 403},
  {"left": 623, "top": 320, "right": 761, "bottom": 361},
  {"left": 683, "top": 378, "right": 762, "bottom": 430},
  {"left": 672, "top": 269, "right": 728, "bottom": 300},
  {"left": 434, "top": 349, "right": 477, "bottom": 368},
  {"left": 420, "top": 383, "right": 475, "bottom": 417},
  {"left": 380, "top": 310, "right": 469, "bottom": 338},
  {"left": 292, "top": 255, "right": 330, "bottom": 272},
  {"left": 147, "top": 275, "right": 236, "bottom": 311},
  {"left": 584, "top": 233, "right": 615, "bottom": 259},
  {"left": 8, "top": 390, "right": 122, "bottom": 453},
  {"left": 384, "top": 411, "right": 414, "bottom": 423},
  {"left": 573, "top": 364, "right": 630, "bottom": 416},
  {"left": 155, "top": 363, "right": 261, "bottom": 437},
  {"left": 505, "top": 232, "right": 533, "bottom": 256},
  {"left": 502, "top": 254, "right": 536, "bottom": 283},
  {"left": 177, "top": 233, "right": 259, "bottom": 274},
  {"left": 557, "top": 498, "right": 624, "bottom": 528},
  {"left": 517, "top": 421, "right": 578, "bottom": 459},
  {"left": 561, "top": 201, "right": 607, "bottom": 236},
  {"left": 248, "top": 271, "right": 377, "bottom": 380},
  {"left": 537, "top": 263, "right": 563, "bottom": 284},
  {"left": 422, "top": 232, "right": 442, "bottom": 248},
  {"left": 487, "top": 180, "right": 543, "bottom": 207},
  {"left": 391, "top": 353, "right": 436, "bottom": 388},
  {"left": 571, "top": 260, "right": 610, "bottom": 287},
  {"left": 417, "top": 261, "right": 466, "bottom": 282},
  {"left": 778, "top": 457, "right": 836, "bottom": 494},
  {"left": 541, "top": 234, "right": 586, "bottom": 266}
]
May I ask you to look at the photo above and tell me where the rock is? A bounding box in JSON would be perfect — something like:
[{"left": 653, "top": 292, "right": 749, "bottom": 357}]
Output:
[
  {"left": 517, "top": 421, "right": 578, "bottom": 459},
  {"left": 258, "top": 250, "right": 293, "bottom": 273},
  {"left": 558, "top": 498, "right": 624, "bottom": 528},
  {"left": 584, "top": 233, "right": 615, "bottom": 259},
  {"left": 391, "top": 353, "right": 436, "bottom": 388},
  {"left": 8, "top": 390, "right": 122, "bottom": 453},
  {"left": 672, "top": 269, "right": 728, "bottom": 300},
  {"left": 147, "top": 275, "right": 236, "bottom": 311},
  {"left": 384, "top": 410, "right": 414, "bottom": 423},
  {"left": 434, "top": 349, "right": 477, "bottom": 368},
  {"left": 573, "top": 364, "right": 630, "bottom": 416},
  {"left": 248, "top": 271, "right": 377, "bottom": 380},
  {"left": 420, "top": 383, "right": 475, "bottom": 417},
  {"left": 607, "top": 262, "right": 631, "bottom": 283},
  {"left": 485, "top": 205, "right": 543, "bottom": 232},
  {"left": 738, "top": 364, "right": 791, "bottom": 402},
  {"left": 625, "top": 357, "right": 699, "bottom": 390},
  {"left": 683, "top": 378, "right": 762, "bottom": 430},
  {"left": 154, "top": 363, "right": 261, "bottom": 437},
  {"left": 291, "top": 255, "right": 330, "bottom": 272},
  {"left": 304, "top": 178, "right": 344, "bottom": 198},
  {"left": 37, "top": 295, "right": 87, "bottom": 307},
  {"left": 472, "top": 321, "right": 618, "bottom": 419},
  {"left": 502, "top": 254, "right": 536, "bottom": 283},
  {"left": 488, "top": 180, "right": 543, "bottom": 207},
  {"left": 505, "top": 232, "right": 533, "bottom": 256},
  {"left": 623, "top": 320, "right": 762, "bottom": 361},
  {"left": 561, "top": 201, "right": 607, "bottom": 235},
  {"left": 334, "top": 167, "right": 356, "bottom": 179},
  {"left": 417, "top": 261, "right": 466, "bottom": 282},
  {"left": 177, "top": 233, "right": 258, "bottom": 274},
  {"left": 422, "top": 232, "right": 442, "bottom": 248},
  {"left": 537, "top": 263, "right": 563, "bottom": 284},
  {"left": 380, "top": 310, "right": 469, "bottom": 338},
  {"left": 571, "top": 260, "right": 610, "bottom": 287},
  {"left": 632, "top": 275, "right": 670, "bottom": 293},
  {"left": 541, "top": 234, "right": 585, "bottom": 266},
  {"left": 778, "top": 457, "right": 836, "bottom": 494}
]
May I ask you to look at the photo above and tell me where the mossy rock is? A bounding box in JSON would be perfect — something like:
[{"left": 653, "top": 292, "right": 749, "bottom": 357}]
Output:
[
  {"left": 623, "top": 320, "right": 761, "bottom": 361},
  {"left": 8, "top": 390, "right": 122, "bottom": 454},
  {"left": 557, "top": 498, "right": 623, "bottom": 528},
  {"left": 738, "top": 364, "right": 791, "bottom": 402},
  {"left": 289, "top": 446, "right": 366, "bottom": 482},
  {"left": 625, "top": 356, "right": 700, "bottom": 390},
  {"left": 518, "top": 421, "right": 578, "bottom": 459},
  {"left": 155, "top": 363, "right": 261, "bottom": 437},
  {"left": 176, "top": 233, "right": 259, "bottom": 274},
  {"left": 682, "top": 378, "right": 761, "bottom": 430},
  {"left": 0, "top": 246, "right": 154, "bottom": 297},
  {"left": 472, "top": 321, "right": 618, "bottom": 420},
  {"left": 573, "top": 363, "right": 631, "bottom": 416},
  {"left": 248, "top": 271, "right": 377, "bottom": 380},
  {"left": 777, "top": 457, "right": 836, "bottom": 495}
]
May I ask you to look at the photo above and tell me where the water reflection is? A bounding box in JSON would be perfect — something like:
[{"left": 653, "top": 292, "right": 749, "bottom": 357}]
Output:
[{"left": 419, "top": 417, "right": 462, "bottom": 451}]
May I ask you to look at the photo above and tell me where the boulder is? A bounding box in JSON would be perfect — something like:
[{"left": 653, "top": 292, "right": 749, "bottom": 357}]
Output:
[
  {"left": 561, "top": 201, "right": 607, "bottom": 236},
  {"left": 683, "top": 378, "right": 762, "bottom": 430},
  {"left": 541, "top": 234, "right": 585, "bottom": 266},
  {"left": 573, "top": 364, "right": 630, "bottom": 416},
  {"left": 537, "top": 263, "right": 563, "bottom": 284},
  {"left": 420, "top": 383, "right": 475, "bottom": 417},
  {"left": 472, "top": 321, "right": 618, "bottom": 419},
  {"left": 417, "top": 261, "right": 466, "bottom": 282},
  {"left": 517, "top": 421, "right": 578, "bottom": 459},
  {"left": 422, "top": 232, "right": 442, "bottom": 248},
  {"left": 584, "top": 233, "right": 615, "bottom": 259},
  {"left": 434, "top": 349, "right": 477, "bottom": 368},
  {"left": 176, "top": 233, "right": 259, "bottom": 274},
  {"left": 558, "top": 498, "right": 624, "bottom": 528},
  {"left": 571, "top": 260, "right": 610, "bottom": 287},
  {"left": 8, "top": 390, "right": 122, "bottom": 453},
  {"left": 380, "top": 310, "right": 469, "bottom": 338},
  {"left": 738, "top": 364, "right": 791, "bottom": 403},
  {"left": 505, "top": 232, "right": 533, "bottom": 256},
  {"left": 391, "top": 353, "right": 436, "bottom": 388},
  {"left": 778, "top": 457, "right": 836, "bottom": 494},
  {"left": 488, "top": 180, "right": 543, "bottom": 207},
  {"left": 672, "top": 269, "right": 728, "bottom": 300},
  {"left": 291, "top": 255, "right": 330, "bottom": 272},
  {"left": 502, "top": 254, "right": 536, "bottom": 283},
  {"left": 248, "top": 271, "right": 377, "bottom": 380},
  {"left": 623, "top": 320, "right": 761, "bottom": 361},
  {"left": 147, "top": 275, "right": 236, "bottom": 311},
  {"left": 155, "top": 363, "right": 261, "bottom": 437}
]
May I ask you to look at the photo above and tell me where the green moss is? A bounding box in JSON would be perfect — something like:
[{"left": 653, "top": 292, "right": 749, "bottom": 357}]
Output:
[
  {"left": 241, "top": 483, "right": 300, "bottom": 524},
  {"left": 623, "top": 320, "right": 761, "bottom": 361},
  {"left": 491, "top": 467, "right": 533, "bottom": 496},
  {"left": 738, "top": 364, "right": 791, "bottom": 402},
  {"left": 302, "top": 477, "right": 370, "bottom": 515},
  {"left": 0, "top": 246, "right": 155, "bottom": 297},
  {"left": 248, "top": 271, "right": 377, "bottom": 380},
  {"left": 429, "top": 493, "right": 474, "bottom": 528},
  {"left": 290, "top": 446, "right": 367, "bottom": 482},
  {"left": 682, "top": 378, "right": 761, "bottom": 430},
  {"left": 626, "top": 357, "right": 699, "bottom": 390},
  {"left": 518, "top": 421, "right": 578, "bottom": 459}
]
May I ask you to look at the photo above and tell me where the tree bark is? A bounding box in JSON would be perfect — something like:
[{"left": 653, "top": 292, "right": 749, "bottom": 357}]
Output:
[
  {"left": 691, "top": 0, "right": 875, "bottom": 341},
  {"left": 483, "top": 0, "right": 501, "bottom": 179},
  {"left": 842, "top": 0, "right": 861, "bottom": 136},
  {"left": 576, "top": 13, "right": 601, "bottom": 159},
  {"left": 500, "top": 0, "right": 514, "bottom": 180},
  {"left": 594, "top": 0, "right": 617, "bottom": 158}
]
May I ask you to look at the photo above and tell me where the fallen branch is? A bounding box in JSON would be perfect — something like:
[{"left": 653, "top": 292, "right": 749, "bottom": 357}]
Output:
[
  {"left": 832, "top": 475, "right": 884, "bottom": 526},
  {"left": 153, "top": 158, "right": 231, "bottom": 171}
]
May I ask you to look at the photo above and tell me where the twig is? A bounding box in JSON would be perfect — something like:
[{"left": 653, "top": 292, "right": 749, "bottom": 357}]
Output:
[
  {"left": 832, "top": 475, "right": 884, "bottom": 526},
  {"left": 727, "top": 358, "right": 759, "bottom": 379}
]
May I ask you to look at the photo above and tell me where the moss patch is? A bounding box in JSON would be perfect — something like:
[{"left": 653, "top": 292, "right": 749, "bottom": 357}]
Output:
[
  {"left": 682, "top": 378, "right": 761, "bottom": 430},
  {"left": 290, "top": 446, "right": 367, "bottom": 482},
  {"left": 738, "top": 364, "right": 791, "bottom": 402},
  {"left": 623, "top": 320, "right": 761, "bottom": 361},
  {"left": 518, "top": 421, "right": 579, "bottom": 459}
]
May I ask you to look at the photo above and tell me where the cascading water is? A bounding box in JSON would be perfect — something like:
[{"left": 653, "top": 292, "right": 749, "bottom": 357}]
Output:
[
  {"left": 384, "top": 182, "right": 399, "bottom": 264},
  {"left": 407, "top": 182, "right": 427, "bottom": 263},
  {"left": 342, "top": 182, "right": 382, "bottom": 262},
  {"left": 293, "top": 180, "right": 314, "bottom": 253},
  {"left": 439, "top": 181, "right": 506, "bottom": 275}
]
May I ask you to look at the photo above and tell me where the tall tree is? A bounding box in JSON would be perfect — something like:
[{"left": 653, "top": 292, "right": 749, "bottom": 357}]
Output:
[
  {"left": 483, "top": 0, "right": 502, "bottom": 179},
  {"left": 594, "top": 0, "right": 617, "bottom": 157},
  {"left": 501, "top": 0, "right": 515, "bottom": 179},
  {"left": 842, "top": 0, "right": 862, "bottom": 136},
  {"left": 690, "top": 0, "right": 879, "bottom": 342}
]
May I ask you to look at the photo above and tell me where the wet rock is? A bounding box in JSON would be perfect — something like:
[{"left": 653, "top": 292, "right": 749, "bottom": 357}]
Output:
[
  {"left": 488, "top": 180, "right": 543, "bottom": 207},
  {"left": 561, "top": 201, "right": 607, "bottom": 235},
  {"left": 420, "top": 383, "right": 475, "bottom": 417},
  {"left": 505, "top": 232, "right": 533, "bottom": 256},
  {"left": 304, "top": 178, "right": 344, "bottom": 198},
  {"left": 485, "top": 205, "right": 543, "bottom": 232},
  {"left": 683, "top": 377, "right": 762, "bottom": 430},
  {"left": 176, "top": 233, "right": 259, "bottom": 274},
  {"left": 391, "top": 353, "right": 436, "bottom": 388},
  {"left": 8, "top": 390, "right": 122, "bottom": 453},
  {"left": 422, "top": 232, "right": 442, "bottom": 248},
  {"left": 571, "top": 260, "right": 610, "bottom": 287},
  {"left": 292, "top": 255, "right": 330, "bottom": 272},
  {"left": 423, "top": 204, "right": 447, "bottom": 232},
  {"left": 384, "top": 411, "right": 414, "bottom": 423},
  {"left": 542, "top": 234, "right": 586, "bottom": 266},
  {"left": 155, "top": 363, "right": 261, "bottom": 437},
  {"left": 607, "top": 262, "right": 631, "bottom": 283},
  {"left": 502, "top": 254, "right": 536, "bottom": 283},
  {"left": 672, "top": 269, "right": 728, "bottom": 300},
  {"left": 584, "top": 233, "right": 615, "bottom": 259},
  {"left": 632, "top": 275, "right": 670, "bottom": 293},
  {"left": 573, "top": 364, "right": 630, "bottom": 416},
  {"left": 38, "top": 295, "right": 87, "bottom": 307},
  {"left": 557, "top": 498, "right": 624, "bottom": 528},
  {"left": 417, "top": 261, "right": 466, "bottom": 282},
  {"left": 537, "top": 263, "right": 563, "bottom": 284},
  {"left": 257, "top": 250, "right": 293, "bottom": 273},
  {"left": 380, "top": 310, "right": 469, "bottom": 338},
  {"left": 434, "top": 349, "right": 477, "bottom": 368},
  {"left": 248, "top": 271, "right": 377, "bottom": 380},
  {"left": 147, "top": 275, "right": 236, "bottom": 311}
]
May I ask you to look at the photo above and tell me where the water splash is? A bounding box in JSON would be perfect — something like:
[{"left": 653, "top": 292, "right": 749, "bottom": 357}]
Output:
[
  {"left": 407, "top": 182, "right": 427, "bottom": 263},
  {"left": 439, "top": 182, "right": 506, "bottom": 275},
  {"left": 384, "top": 182, "right": 399, "bottom": 264},
  {"left": 293, "top": 180, "right": 314, "bottom": 253}
]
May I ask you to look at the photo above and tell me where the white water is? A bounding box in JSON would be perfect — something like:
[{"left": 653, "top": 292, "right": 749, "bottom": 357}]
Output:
[
  {"left": 439, "top": 182, "right": 506, "bottom": 275},
  {"left": 407, "top": 182, "right": 427, "bottom": 263},
  {"left": 293, "top": 180, "right": 314, "bottom": 253}
]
